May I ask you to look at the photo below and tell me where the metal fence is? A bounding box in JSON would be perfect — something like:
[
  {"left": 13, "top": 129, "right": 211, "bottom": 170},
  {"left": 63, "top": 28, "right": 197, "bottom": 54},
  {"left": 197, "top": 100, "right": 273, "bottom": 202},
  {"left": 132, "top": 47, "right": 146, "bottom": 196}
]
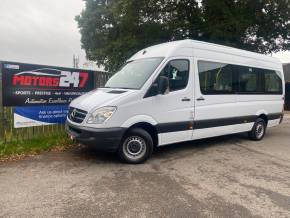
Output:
[{"left": 0, "top": 71, "right": 110, "bottom": 144}]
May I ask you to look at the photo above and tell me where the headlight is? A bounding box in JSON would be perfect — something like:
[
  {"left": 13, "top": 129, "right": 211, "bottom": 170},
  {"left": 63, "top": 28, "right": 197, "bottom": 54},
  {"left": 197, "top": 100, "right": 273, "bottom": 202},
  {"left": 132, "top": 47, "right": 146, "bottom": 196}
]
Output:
[{"left": 87, "top": 106, "right": 116, "bottom": 124}]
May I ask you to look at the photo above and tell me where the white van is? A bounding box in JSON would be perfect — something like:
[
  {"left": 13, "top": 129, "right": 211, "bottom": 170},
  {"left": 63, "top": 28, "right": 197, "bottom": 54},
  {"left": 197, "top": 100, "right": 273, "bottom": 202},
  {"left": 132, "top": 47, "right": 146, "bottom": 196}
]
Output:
[{"left": 66, "top": 40, "right": 285, "bottom": 164}]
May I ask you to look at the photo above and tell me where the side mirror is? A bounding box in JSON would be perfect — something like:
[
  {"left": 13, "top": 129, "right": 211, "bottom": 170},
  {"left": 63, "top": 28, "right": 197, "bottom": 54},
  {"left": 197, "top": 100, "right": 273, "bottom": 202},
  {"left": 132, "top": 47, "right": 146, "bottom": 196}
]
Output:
[{"left": 158, "top": 76, "right": 169, "bottom": 95}]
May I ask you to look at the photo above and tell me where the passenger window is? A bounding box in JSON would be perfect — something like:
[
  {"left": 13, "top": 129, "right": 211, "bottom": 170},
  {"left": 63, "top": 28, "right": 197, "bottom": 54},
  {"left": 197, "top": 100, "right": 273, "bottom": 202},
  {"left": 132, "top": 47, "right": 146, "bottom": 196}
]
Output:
[
  {"left": 238, "top": 66, "right": 258, "bottom": 93},
  {"left": 264, "top": 70, "right": 282, "bottom": 93},
  {"left": 198, "top": 60, "right": 283, "bottom": 95},
  {"left": 198, "top": 61, "right": 234, "bottom": 94},
  {"left": 159, "top": 60, "right": 189, "bottom": 92}
]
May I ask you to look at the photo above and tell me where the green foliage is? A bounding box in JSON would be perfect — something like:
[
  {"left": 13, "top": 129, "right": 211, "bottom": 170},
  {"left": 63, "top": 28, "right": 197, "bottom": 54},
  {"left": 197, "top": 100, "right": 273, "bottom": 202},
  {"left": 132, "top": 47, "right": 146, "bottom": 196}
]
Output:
[
  {"left": 76, "top": 0, "right": 290, "bottom": 72},
  {"left": 201, "top": 0, "right": 290, "bottom": 53},
  {"left": 0, "top": 133, "right": 72, "bottom": 160}
]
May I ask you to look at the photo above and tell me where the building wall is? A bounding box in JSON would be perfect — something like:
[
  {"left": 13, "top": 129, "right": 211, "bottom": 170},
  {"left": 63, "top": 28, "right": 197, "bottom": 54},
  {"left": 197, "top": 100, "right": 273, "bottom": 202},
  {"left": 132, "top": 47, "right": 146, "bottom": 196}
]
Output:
[{"left": 283, "top": 64, "right": 290, "bottom": 82}]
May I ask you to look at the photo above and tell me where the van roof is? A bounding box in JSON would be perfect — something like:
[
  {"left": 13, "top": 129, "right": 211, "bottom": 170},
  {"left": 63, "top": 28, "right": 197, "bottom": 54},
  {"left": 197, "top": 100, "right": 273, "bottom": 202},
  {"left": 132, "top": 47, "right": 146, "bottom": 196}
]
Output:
[{"left": 129, "top": 39, "right": 280, "bottom": 65}]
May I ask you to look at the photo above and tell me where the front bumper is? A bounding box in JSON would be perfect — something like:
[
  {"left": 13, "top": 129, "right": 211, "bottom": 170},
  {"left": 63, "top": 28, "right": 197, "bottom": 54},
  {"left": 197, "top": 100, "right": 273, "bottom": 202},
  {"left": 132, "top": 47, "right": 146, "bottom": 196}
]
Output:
[{"left": 65, "top": 121, "right": 126, "bottom": 152}]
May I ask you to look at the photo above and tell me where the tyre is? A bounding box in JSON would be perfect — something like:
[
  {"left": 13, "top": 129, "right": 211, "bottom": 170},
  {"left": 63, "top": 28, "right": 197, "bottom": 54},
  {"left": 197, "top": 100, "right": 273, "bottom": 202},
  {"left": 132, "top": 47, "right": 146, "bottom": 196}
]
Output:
[
  {"left": 248, "top": 118, "right": 267, "bottom": 141},
  {"left": 118, "top": 128, "right": 153, "bottom": 164}
]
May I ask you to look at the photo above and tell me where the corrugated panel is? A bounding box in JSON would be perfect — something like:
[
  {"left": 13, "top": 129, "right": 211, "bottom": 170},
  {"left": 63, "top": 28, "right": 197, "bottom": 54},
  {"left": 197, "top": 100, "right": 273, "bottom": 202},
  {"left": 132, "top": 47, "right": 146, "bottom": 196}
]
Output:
[
  {"left": 285, "top": 82, "right": 290, "bottom": 111},
  {"left": 283, "top": 64, "right": 290, "bottom": 82}
]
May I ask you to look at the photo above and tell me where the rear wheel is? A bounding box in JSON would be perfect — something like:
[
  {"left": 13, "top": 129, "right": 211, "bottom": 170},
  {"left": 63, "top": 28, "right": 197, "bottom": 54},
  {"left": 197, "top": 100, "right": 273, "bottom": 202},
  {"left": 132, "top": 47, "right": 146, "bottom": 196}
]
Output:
[
  {"left": 118, "top": 128, "right": 153, "bottom": 164},
  {"left": 248, "top": 118, "right": 266, "bottom": 141}
]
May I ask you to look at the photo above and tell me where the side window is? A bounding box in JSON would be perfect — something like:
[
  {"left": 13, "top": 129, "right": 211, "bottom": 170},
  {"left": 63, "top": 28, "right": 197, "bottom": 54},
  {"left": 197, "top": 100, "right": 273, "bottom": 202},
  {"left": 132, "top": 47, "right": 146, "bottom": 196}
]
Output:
[
  {"left": 238, "top": 66, "right": 259, "bottom": 93},
  {"left": 198, "top": 61, "right": 234, "bottom": 94},
  {"left": 264, "top": 70, "right": 282, "bottom": 94},
  {"left": 159, "top": 60, "right": 189, "bottom": 92},
  {"left": 198, "top": 61, "right": 283, "bottom": 95}
]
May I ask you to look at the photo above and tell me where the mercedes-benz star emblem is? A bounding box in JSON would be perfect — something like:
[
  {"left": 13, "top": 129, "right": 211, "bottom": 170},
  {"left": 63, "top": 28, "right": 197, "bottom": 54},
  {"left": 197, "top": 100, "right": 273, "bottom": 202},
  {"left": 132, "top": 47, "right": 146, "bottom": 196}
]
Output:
[{"left": 70, "top": 109, "right": 77, "bottom": 119}]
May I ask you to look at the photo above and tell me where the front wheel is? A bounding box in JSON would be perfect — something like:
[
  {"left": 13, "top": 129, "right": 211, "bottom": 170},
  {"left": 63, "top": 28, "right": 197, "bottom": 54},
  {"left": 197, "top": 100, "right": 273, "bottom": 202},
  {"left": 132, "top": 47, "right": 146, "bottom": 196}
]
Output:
[
  {"left": 118, "top": 128, "right": 153, "bottom": 164},
  {"left": 248, "top": 118, "right": 267, "bottom": 141}
]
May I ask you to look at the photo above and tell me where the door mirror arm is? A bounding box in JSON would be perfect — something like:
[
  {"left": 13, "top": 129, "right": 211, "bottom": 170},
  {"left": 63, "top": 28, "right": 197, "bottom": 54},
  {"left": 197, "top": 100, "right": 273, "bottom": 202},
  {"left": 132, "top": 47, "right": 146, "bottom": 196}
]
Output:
[{"left": 158, "top": 76, "right": 169, "bottom": 95}]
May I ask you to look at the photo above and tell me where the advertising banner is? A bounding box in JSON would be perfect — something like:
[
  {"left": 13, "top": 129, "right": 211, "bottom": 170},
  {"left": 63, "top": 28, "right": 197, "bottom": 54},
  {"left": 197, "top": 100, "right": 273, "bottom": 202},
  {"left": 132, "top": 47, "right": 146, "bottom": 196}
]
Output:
[
  {"left": 14, "top": 105, "right": 69, "bottom": 128},
  {"left": 2, "top": 61, "right": 95, "bottom": 106}
]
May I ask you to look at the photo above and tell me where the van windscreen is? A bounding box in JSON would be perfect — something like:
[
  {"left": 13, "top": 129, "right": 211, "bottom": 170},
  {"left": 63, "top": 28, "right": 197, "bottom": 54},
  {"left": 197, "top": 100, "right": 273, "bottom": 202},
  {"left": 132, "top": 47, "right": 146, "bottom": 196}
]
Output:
[{"left": 105, "top": 57, "right": 164, "bottom": 90}]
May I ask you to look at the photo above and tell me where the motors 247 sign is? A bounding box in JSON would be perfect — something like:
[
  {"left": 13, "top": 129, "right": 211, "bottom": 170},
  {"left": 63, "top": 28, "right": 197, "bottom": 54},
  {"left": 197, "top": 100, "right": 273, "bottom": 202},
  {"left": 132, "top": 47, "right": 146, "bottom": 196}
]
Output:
[{"left": 1, "top": 61, "right": 95, "bottom": 106}]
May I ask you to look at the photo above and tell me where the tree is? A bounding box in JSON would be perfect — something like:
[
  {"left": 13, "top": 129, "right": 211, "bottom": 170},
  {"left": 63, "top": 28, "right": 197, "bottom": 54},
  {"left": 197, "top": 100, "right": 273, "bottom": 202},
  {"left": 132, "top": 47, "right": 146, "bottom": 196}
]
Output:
[
  {"left": 201, "top": 0, "right": 290, "bottom": 53},
  {"left": 76, "top": 0, "right": 290, "bottom": 72}
]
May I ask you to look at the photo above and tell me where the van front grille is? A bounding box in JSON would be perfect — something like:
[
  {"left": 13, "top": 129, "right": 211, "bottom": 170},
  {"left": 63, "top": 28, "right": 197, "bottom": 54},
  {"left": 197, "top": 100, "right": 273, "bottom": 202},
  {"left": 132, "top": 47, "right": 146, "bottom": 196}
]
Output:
[{"left": 68, "top": 107, "right": 87, "bottom": 123}]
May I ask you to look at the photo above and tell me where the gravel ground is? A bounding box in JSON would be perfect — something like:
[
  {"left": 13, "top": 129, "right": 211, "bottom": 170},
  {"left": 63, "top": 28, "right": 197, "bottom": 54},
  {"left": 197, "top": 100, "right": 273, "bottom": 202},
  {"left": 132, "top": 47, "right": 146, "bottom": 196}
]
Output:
[{"left": 1, "top": 115, "right": 290, "bottom": 218}]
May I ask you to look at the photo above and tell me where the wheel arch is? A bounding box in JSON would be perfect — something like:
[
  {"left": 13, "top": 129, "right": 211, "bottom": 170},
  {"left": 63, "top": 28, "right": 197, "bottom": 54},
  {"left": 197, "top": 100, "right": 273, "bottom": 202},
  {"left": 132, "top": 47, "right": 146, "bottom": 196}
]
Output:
[
  {"left": 257, "top": 114, "right": 268, "bottom": 125},
  {"left": 123, "top": 122, "right": 159, "bottom": 148}
]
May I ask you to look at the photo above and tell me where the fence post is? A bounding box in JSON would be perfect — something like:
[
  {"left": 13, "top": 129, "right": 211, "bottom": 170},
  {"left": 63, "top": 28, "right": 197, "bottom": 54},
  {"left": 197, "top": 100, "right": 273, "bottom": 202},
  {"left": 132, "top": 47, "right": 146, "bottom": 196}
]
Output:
[{"left": 94, "top": 71, "right": 99, "bottom": 88}]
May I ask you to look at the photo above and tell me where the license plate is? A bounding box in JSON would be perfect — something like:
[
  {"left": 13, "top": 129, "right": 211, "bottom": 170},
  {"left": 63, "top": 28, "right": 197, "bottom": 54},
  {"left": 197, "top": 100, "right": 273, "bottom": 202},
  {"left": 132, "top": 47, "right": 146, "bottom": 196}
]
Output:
[{"left": 70, "top": 135, "right": 76, "bottom": 140}]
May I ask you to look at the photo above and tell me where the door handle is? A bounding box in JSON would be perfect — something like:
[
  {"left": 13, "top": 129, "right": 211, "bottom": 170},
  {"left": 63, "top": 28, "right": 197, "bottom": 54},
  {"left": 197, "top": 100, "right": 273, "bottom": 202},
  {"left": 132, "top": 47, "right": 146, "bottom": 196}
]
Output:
[
  {"left": 196, "top": 96, "right": 205, "bottom": 101},
  {"left": 181, "top": 97, "right": 191, "bottom": 102}
]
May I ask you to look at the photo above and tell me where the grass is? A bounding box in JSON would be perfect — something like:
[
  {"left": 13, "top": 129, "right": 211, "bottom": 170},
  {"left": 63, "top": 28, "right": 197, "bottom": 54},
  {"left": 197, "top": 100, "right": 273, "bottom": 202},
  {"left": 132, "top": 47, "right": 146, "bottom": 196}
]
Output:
[{"left": 0, "top": 133, "right": 72, "bottom": 161}]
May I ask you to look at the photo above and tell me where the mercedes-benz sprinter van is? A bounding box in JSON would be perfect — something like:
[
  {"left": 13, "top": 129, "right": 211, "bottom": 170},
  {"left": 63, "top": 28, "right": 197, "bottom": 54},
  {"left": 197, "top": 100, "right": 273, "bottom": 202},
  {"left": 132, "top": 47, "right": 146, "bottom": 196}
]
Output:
[{"left": 66, "top": 40, "right": 285, "bottom": 164}]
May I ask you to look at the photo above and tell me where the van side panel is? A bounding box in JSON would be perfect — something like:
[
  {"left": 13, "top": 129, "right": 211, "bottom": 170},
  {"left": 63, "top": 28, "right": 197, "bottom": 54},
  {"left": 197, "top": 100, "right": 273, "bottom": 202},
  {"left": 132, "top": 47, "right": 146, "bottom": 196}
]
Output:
[
  {"left": 192, "top": 48, "right": 283, "bottom": 141},
  {"left": 193, "top": 53, "right": 238, "bottom": 139}
]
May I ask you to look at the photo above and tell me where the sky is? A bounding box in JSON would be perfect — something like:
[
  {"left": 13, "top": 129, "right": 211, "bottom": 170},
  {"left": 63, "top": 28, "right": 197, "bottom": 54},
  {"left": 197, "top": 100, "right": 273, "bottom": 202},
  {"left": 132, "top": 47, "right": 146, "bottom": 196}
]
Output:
[
  {"left": 274, "top": 51, "right": 290, "bottom": 64},
  {"left": 0, "top": 0, "right": 289, "bottom": 70},
  {"left": 0, "top": 0, "right": 87, "bottom": 69}
]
